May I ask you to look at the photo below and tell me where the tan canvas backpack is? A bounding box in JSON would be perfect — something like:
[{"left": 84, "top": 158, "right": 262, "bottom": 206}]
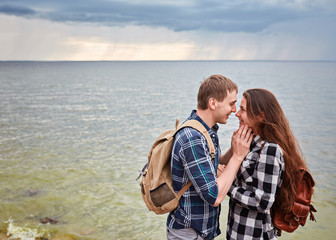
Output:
[{"left": 138, "top": 119, "right": 215, "bottom": 215}]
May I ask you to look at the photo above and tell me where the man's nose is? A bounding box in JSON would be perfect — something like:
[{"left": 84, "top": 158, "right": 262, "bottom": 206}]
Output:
[{"left": 232, "top": 105, "right": 236, "bottom": 113}]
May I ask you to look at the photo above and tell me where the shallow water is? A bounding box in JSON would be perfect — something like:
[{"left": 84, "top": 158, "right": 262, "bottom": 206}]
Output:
[{"left": 0, "top": 61, "right": 335, "bottom": 239}]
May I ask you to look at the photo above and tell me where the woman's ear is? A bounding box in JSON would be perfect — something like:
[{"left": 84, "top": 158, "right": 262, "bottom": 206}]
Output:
[{"left": 257, "top": 112, "right": 265, "bottom": 122}]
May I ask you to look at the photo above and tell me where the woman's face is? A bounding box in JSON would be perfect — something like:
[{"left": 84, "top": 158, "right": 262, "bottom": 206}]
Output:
[{"left": 235, "top": 97, "right": 257, "bottom": 133}]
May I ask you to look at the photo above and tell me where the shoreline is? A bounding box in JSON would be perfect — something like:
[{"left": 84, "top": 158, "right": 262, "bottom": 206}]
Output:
[{"left": 0, "top": 232, "right": 76, "bottom": 240}]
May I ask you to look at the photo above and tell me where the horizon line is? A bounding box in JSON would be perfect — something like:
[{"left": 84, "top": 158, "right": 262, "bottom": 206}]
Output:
[{"left": 0, "top": 59, "right": 335, "bottom": 63}]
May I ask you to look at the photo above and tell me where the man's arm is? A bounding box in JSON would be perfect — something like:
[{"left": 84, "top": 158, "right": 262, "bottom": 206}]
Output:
[
  {"left": 213, "top": 124, "right": 252, "bottom": 207},
  {"left": 219, "top": 148, "right": 233, "bottom": 165},
  {"left": 178, "top": 129, "right": 219, "bottom": 205}
]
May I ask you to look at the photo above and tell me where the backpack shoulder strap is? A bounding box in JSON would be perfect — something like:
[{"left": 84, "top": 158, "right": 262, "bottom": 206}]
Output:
[
  {"left": 176, "top": 181, "right": 193, "bottom": 199},
  {"left": 177, "top": 119, "right": 216, "bottom": 160}
]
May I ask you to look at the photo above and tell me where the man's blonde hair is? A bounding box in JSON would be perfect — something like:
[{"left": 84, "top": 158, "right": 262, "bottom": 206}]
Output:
[{"left": 197, "top": 75, "right": 238, "bottom": 110}]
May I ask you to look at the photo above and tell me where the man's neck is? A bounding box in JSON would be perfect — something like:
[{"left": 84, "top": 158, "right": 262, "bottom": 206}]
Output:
[{"left": 196, "top": 109, "right": 215, "bottom": 129}]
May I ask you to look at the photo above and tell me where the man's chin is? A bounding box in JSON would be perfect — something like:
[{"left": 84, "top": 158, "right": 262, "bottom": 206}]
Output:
[{"left": 220, "top": 119, "right": 228, "bottom": 125}]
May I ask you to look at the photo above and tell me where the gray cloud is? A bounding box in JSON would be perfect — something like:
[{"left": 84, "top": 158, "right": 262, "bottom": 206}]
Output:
[
  {"left": 0, "top": 4, "right": 36, "bottom": 16},
  {"left": 0, "top": 0, "right": 331, "bottom": 32}
]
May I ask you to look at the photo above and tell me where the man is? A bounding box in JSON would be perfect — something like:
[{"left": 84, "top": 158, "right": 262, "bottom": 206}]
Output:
[{"left": 166, "top": 75, "right": 252, "bottom": 240}]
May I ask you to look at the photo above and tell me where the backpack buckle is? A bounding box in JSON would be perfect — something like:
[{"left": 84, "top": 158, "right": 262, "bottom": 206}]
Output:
[{"left": 136, "top": 162, "right": 149, "bottom": 180}]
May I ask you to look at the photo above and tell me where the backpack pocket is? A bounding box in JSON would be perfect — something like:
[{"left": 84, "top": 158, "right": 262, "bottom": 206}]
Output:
[{"left": 150, "top": 182, "right": 176, "bottom": 207}]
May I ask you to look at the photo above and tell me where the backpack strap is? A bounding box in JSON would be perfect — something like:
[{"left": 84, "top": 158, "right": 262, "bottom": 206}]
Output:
[
  {"left": 178, "top": 119, "right": 216, "bottom": 160},
  {"left": 176, "top": 181, "right": 193, "bottom": 199},
  {"left": 258, "top": 141, "right": 266, "bottom": 158}
]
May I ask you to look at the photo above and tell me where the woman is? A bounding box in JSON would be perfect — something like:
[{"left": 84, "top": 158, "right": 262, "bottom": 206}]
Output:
[{"left": 226, "top": 89, "right": 308, "bottom": 239}]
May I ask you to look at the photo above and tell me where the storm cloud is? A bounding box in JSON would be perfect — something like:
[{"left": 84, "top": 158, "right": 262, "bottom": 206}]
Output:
[
  {"left": 0, "top": 4, "right": 36, "bottom": 16},
  {"left": 0, "top": 0, "right": 325, "bottom": 32},
  {"left": 0, "top": 0, "right": 335, "bottom": 60}
]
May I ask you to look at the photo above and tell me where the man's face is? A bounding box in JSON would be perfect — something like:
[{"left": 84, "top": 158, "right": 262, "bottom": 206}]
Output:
[
  {"left": 214, "top": 90, "right": 237, "bottom": 124},
  {"left": 235, "top": 97, "right": 254, "bottom": 130}
]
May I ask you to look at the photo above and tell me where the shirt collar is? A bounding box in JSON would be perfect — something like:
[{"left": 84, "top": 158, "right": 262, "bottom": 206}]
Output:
[
  {"left": 189, "top": 110, "right": 219, "bottom": 133},
  {"left": 250, "top": 134, "right": 266, "bottom": 150}
]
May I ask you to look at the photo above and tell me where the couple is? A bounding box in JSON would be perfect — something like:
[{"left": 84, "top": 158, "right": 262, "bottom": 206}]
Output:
[{"left": 166, "top": 75, "right": 307, "bottom": 240}]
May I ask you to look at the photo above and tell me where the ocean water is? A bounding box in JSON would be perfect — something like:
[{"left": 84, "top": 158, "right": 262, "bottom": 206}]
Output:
[{"left": 0, "top": 61, "right": 335, "bottom": 240}]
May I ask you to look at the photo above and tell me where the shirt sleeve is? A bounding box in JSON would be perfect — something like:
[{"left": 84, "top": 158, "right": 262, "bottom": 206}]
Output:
[
  {"left": 179, "top": 129, "right": 218, "bottom": 205},
  {"left": 228, "top": 144, "right": 284, "bottom": 213}
]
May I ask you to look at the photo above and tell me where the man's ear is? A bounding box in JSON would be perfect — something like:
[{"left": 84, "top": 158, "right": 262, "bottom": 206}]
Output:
[{"left": 209, "top": 98, "right": 217, "bottom": 110}]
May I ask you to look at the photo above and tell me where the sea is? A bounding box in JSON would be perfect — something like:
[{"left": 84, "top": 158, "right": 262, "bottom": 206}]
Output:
[{"left": 0, "top": 61, "right": 335, "bottom": 240}]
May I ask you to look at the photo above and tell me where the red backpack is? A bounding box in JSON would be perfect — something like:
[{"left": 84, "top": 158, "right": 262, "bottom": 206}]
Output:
[{"left": 272, "top": 168, "right": 317, "bottom": 236}]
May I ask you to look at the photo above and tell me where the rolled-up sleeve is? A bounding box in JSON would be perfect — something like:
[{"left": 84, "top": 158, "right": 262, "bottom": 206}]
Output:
[
  {"left": 180, "top": 131, "right": 218, "bottom": 205},
  {"left": 228, "top": 144, "right": 284, "bottom": 212}
]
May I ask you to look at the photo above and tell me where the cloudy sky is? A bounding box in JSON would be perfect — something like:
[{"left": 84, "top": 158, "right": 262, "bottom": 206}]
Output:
[{"left": 0, "top": 0, "right": 335, "bottom": 61}]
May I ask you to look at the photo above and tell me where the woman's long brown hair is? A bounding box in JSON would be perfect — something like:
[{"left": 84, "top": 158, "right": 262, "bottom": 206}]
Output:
[{"left": 243, "top": 89, "right": 307, "bottom": 212}]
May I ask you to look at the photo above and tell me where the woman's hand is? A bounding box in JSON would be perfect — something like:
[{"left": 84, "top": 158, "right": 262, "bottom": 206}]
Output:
[{"left": 217, "top": 164, "right": 226, "bottom": 177}]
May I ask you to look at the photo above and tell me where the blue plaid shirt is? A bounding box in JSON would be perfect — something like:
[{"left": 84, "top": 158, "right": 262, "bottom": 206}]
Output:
[{"left": 167, "top": 110, "right": 222, "bottom": 240}]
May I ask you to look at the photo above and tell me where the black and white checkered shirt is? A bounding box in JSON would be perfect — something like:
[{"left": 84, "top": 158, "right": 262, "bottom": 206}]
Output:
[{"left": 226, "top": 135, "right": 285, "bottom": 240}]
